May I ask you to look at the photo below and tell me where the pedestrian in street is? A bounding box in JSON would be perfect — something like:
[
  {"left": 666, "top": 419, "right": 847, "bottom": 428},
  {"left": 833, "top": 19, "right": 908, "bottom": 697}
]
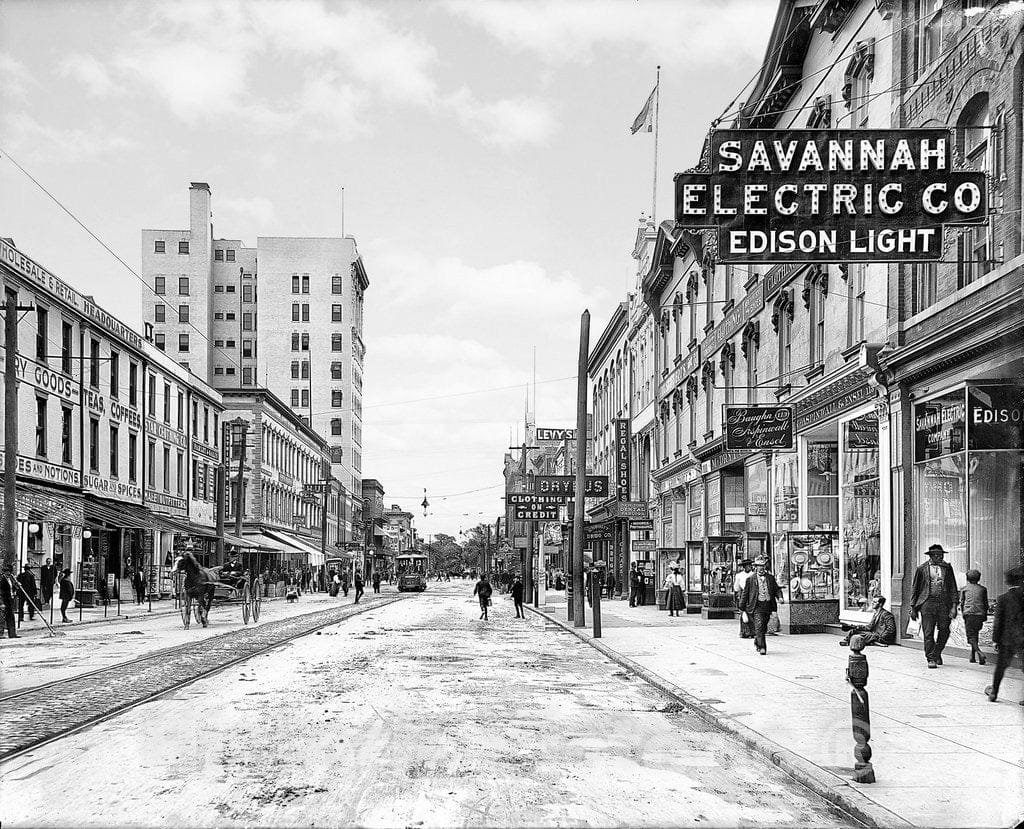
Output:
[
  {"left": 372, "top": 571, "right": 381, "bottom": 594},
  {"left": 353, "top": 570, "right": 364, "bottom": 604},
  {"left": 16, "top": 564, "right": 39, "bottom": 623},
  {"left": 740, "top": 555, "right": 784, "bottom": 655},
  {"left": 734, "top": 558, "right": 754, "bottom": 638},
  {"left": 1, "top": 565, "right": 18, "bottom": 638},
  {"left": 636, "top": 569, "right": 647, "bottom": 606},
  {"left": 473, "top": 573, "right": 493, "bottom": 620},
  {"left": 510, "top": 575, "right": 525, "bottom": 618},
  {"left": 986, "top": 565, "right": 1024, "bottom": 704},
  {"left": 39, "top": 558, "right": 56, "bottom": 609},
  {"left": 604, "top": 569, "right": 615, "bottom": 600},
  {"left": 132, "top": 567, "right": 147, "bottom": 605},
  {"left": 628, "top": 562, "right": 639, "bottom": 607},
  {"left": 58, "top": 569, "right": 75, "bottom": 623},
  {"left": 959, "top": 569, "right": 989, "bottom": 665},
  {"left": 341, "top": 571, "right": 350, "bottom": 597},
  {"left": 329, "top": 570, "right": 340, "bottom": 597},
  {"left": 664, "top": 566, "right": 685, "bottom": 617},
  {"left": 839, "top": 596, "right": 897, "bottom": 647},
  {"left": 910, "top": 543, "right": 959, "bottom": 668}
]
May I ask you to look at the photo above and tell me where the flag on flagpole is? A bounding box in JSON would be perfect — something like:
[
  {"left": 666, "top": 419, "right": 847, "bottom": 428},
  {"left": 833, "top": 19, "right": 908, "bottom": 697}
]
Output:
[{"left": 630, "top": 85, "right": 657, "bottom": 134}]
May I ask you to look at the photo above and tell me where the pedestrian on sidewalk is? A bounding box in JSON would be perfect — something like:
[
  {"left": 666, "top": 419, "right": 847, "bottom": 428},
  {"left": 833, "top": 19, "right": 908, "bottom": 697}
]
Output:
[
  {"left": 372, "top": 572, "right": 381, "bottom": 594},
  {"left": 604, "top": 570, "right": 616, "bottom": 600},
  {"left": 40, "top": 558, "right": 56, "bottom": 609},
  {"left": 839, "top": 596, "right": 896, "bottom": 646},
  {"left": 2, "top": 566, "right": 18, "bottom": 638},
  {"left": 132, "top": 567, "right": 147, "bottom": 605},
  {"left": 664, "top": 566, "right": 685, "bottom": 617},
  {"left": 910, "top": 543, "right": 959, "bottom": 668},
  {"left": 511, "top": 575, "right": 525, "bottom": 618},
  {"left": 16, "top": 564, "right": 39, "bottom": 622},
  {"left": 353, "top": 571, "right": 364, "bottom": 604},
  {"left": 987, "top": 565, "right": 1024, "bottom": 704},
  {"left": 58, "top": 569, "right": 75, "bottom": 623},
  {"left": 628, "top": 562, "right": 639, "bottom": 607},
  {"left": 473, "top": 573, "right": 493, "bottom": 620},
  {"left": 341, "top": 571, "right": 350, "bottom": 597},
  {"left": 740, "top": 556, "right": 784, "bottom": 655},
  {"left": 960, "top": 569, "right": 989, "bottom": 665},
  {"left": 734, "top": 558, "right": 753, "bottom": 638}
]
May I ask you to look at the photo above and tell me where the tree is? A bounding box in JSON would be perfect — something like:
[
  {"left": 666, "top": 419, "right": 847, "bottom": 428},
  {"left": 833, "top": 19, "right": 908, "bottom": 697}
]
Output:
[
  {"left": 426, "top": 533, "right": 463, "bottom": 574},
  {"left": 462, "top": 523, "right": 493, "bottom": 573}
]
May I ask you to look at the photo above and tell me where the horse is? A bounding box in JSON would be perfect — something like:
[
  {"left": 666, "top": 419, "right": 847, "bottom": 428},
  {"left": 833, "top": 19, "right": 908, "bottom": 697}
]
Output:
[{"left": 174, "top": 552, "right": 220, "bottom": 627}]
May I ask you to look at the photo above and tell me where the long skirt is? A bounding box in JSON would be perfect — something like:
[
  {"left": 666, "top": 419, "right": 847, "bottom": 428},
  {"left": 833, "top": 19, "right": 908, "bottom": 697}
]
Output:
[{"left": 667, "top": 584, "right": 685, "bottom": 612}]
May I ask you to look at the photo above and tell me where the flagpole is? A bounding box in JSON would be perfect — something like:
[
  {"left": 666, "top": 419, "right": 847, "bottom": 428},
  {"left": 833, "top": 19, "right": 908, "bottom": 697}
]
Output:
[{"left": 652, "top": 65, "right": 661, "bottom": 223}]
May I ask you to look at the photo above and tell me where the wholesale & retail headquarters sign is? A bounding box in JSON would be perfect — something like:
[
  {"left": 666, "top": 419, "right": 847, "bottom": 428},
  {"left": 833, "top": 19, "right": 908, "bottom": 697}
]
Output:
[{"left": 675, "top": 129, "right": 986, "bottom": 263}]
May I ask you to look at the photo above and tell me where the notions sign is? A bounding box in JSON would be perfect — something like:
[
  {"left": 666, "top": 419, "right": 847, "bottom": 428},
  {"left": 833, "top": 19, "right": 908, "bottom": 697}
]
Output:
[
  {"left": 535, "top": 427, "right": 577, "bottom": 442},
  {"left": 535, "top": 475, "right": 609, "bottom": 498},
  {"left": 614, "top": 419, "right": 631, "bottom": 502},
  {"left": 675, "top": 129, "right": 986, "bottom": 263},
  {"left": 724, "top": 405, "right": 794, "bottom": 451}
]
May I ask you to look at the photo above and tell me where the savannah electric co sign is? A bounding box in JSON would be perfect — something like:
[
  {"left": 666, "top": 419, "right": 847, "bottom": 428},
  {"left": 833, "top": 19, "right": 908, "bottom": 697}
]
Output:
[{"left": 675, "top": 129, "right": 987, "bottom": 263}]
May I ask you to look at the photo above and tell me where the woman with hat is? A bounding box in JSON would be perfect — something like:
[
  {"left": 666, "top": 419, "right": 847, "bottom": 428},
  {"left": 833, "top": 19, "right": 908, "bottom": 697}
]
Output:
[{"left": 664, "top": 565, "right": 685, "bottom": 617}]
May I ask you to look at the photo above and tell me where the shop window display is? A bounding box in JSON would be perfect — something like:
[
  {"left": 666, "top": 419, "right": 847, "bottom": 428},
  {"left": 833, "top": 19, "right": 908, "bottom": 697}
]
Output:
[
  {"left": 705, "top": 477, "right": 721, "bottom": 536},
  {"left": 778, "top": 532, "right": 839, "bottom": 602},
  {"left": 745, "top": 460, "right": 768, "bottom": 532},
  {"left": 807, "top": 441, "right": 839, "bottom": 530},
  {"left": 841, "top": 415, "right": 881, "bottom": 613},
  {"left": 773, "top": 452, "right": 799, "bottom": 528},
  {"left": 724, "top": 473, "right": 745, "bottom": 534}
]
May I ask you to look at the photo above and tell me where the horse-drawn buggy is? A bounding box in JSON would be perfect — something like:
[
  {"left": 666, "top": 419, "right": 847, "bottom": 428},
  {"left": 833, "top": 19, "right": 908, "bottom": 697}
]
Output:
[{"left": 175, "top": 552, "right": 263, "bottom": 628}]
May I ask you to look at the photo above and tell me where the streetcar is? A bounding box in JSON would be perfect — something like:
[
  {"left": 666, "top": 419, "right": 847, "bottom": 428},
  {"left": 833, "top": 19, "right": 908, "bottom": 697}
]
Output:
[{"left": 395, "top": 553, "right": 428, "bottom": 592}]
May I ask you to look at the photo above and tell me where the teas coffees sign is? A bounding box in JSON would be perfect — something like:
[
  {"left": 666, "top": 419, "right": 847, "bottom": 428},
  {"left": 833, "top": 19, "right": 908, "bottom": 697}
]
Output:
[
  {"left": 675, "top": 129, "right": 986, "bottom": 263},
  {"left": 724, "top": 405, "right": 794, "bottom": 451}
]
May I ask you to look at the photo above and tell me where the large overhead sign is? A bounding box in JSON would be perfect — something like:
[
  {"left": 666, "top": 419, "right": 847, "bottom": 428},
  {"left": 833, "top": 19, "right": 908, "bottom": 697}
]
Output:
[
  {"left": 535, "top": 475, "right": 609, "bottom": 497},
  {"left": 675, "top": 129, "right": 986, "bottom": 263},
  {"left": 535, "top": 427, "right": 577, "bottom": 442},
  {"left": 724, "top": 405, "right": 794, "bottom": 451}
]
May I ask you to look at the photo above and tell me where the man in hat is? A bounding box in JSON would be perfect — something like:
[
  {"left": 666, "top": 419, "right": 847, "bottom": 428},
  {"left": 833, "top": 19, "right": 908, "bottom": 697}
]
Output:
[
  {"left": 16, "top": 563, "right": 39, "bottom": 623},
  {"left": 1, "top": 564, "right": 18, "bottom": 638},
  {"left": 740, "top": 555, "right": 784, "bottom": 655},
  {"left": 987, "top": 565, "right": 1024, "bottom": 703},
  {"left": 39, "top": 558, "right": 56, "bottom": 609},
  {"left": 839, "top": 596, "right": 897, "bottom": 647},
  {"left": 628, "top": 562, "right": 640, "bottom": 607},
  {"left": 734, "top": 558, "right": 754, "bottom": 638},
  {"left": 910, "top": 544, "right": 959, "bottom": 668}
]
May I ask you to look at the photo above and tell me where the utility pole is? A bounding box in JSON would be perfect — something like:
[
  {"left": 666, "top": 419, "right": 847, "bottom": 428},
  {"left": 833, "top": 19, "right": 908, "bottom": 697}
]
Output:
[
  {"left": 214, "top": 464, "right": 226, "bottom": 563},
  {"left": 572, "top": 310, "right": 590, "bottom": 627},
  {"left": 232, "top": 420, "right": 249, "bottom": 539},
  {"left": 521, "top": 441, "right": 533, "bottom": 604},
  {"left": 321, "top": 459, "right": 330, "bottom": 573},
  {"left": 484, "top": 522, "right": 491, "bottom": 576},
  {"left": 3, "top": 289, "right": 33, "bottom": 575}
]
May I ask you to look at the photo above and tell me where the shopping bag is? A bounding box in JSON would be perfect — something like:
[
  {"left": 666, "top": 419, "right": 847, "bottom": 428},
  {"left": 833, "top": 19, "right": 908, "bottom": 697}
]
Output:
[
  {"left": 741, "top": 611, "right": 749, "bottom": 624},
  {"left": 768, "top": 611, "right": 781, "bottom": 634},
  {"left": 906, "top": 616, "right": 921, "bottom": 639}
]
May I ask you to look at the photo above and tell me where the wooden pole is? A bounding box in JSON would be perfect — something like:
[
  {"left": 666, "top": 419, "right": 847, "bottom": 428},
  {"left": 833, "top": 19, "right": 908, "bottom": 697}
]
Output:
[
  {"left": 3, "top": 289, "right": 20, "bottom": 575},
  {"left": 572, "top": 310, "right": 590, "bottom": 627}
]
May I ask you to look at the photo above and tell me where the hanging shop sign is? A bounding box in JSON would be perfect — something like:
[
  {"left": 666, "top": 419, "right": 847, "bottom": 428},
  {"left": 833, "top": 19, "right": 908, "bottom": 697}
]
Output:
[
  {"left": 630, "top": 518, "right": 655, "bottom": 531},
  {"left": 535, "top": 427, "right": 576, "bottom": 442},
  {"left": 534, "top": 475, "right": 609, "bottom": 497},
  {"left": 614, "top": 418, "right": 631, "bottom": 502},
  {"left": 506, "top": 492, "right": 565, "bottom": 505},
  {"left": 675, "top": 129, "right": 986, "bottom": 263},
  {"left": 724, "top": 405, "right": 794, "bottom": 450},
  {"left": 513, "top": 502, "right": 560, "bottom": 521},
  {"left": 967, "top": 385, "right": 1023, "bottom": 451},
  {"left": 584, "top": 524, "right": 612, "bottom": 541},
  {"left": 632, "top": 539, "right": 657, "bottom": 552},
  {"left": 612, "top": 501, "right": 649, "bottom": 520}
]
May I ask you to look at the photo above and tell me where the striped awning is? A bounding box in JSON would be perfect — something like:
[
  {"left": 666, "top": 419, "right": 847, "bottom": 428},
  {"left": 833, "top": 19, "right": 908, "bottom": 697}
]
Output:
[{"left": 0, "top": 483, "right": 84, "bottom": 525}]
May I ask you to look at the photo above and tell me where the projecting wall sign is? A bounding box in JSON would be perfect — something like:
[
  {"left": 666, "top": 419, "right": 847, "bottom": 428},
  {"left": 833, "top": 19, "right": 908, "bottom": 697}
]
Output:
[{"left": 675, "top": 129, "right": 986, "bottom": 263}]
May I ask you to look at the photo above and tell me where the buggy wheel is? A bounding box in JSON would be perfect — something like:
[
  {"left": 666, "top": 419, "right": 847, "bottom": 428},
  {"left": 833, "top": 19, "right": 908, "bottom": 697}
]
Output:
[
  {"left": 241, "top": 578, "right": 252, "bottom": 625},
  {"left": 251, "top": 582, "right": 262, "bottom": 622},
  {"left": 181, "top": 593, "right": 192, "bottom": 629}
]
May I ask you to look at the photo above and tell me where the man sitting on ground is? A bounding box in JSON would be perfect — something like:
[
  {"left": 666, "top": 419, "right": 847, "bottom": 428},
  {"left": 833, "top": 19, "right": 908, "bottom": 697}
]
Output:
[{"left": 839, "top": 596, "right": 897, "bottom": 647}]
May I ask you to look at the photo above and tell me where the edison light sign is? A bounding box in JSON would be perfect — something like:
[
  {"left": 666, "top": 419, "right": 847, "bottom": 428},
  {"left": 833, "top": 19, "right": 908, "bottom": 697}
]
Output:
[{"left": 675, "top": 129, "right": 987, "bottom": 263}]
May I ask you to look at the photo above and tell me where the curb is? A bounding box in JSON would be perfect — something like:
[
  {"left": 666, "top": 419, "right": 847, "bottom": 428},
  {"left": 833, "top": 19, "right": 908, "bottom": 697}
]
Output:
[{"left": 528, "top": 604, "right": 914, "bottom": 829}]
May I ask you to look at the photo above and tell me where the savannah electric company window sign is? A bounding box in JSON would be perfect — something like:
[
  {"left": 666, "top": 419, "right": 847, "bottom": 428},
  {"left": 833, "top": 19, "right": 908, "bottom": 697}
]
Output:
[{"left": 675, "top": 129, "right": 987, "bottom": 263}]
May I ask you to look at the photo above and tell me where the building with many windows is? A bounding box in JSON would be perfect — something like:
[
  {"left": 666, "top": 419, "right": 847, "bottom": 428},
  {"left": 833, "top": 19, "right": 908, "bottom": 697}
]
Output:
[{"left": 140, "top": 182, "right": 368, "bottom": 547}]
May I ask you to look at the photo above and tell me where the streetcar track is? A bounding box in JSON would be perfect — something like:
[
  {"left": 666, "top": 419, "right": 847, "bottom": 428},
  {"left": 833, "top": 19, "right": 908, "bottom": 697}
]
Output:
[{"left": 0, "top": 596, "right": 406, "bottom": 764}]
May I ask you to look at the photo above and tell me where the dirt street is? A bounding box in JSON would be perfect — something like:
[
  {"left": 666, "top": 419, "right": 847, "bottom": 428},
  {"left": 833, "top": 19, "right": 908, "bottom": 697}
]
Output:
[{"left": 1, "top": 585, "right": 860, "bottom": 827}]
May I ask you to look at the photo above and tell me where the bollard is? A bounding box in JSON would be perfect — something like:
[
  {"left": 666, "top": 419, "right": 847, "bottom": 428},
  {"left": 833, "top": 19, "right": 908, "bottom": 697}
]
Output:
[
  {"left": 592, "top": 568, "right": 602, "bottom": 639},
  {"left": 846, "top": 634, "right": 875, "bottom": 783}
]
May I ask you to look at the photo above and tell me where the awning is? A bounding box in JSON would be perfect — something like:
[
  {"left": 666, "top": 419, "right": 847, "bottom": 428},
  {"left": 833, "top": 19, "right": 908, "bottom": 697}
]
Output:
[
  {"left": 0, "top": 483, "right": 84, "bottom": 525},
  {"left": 186, "top": 524, "right": 262, "bottom": 550},
  {"left": 263, "top": 529, "right": 324, "bottom": 565},
  {"left": 84, "top": 497, "right": 152, "bottom": 530},
  {"left": 241, "top": 532, "right": 290, "bottom": 556}
]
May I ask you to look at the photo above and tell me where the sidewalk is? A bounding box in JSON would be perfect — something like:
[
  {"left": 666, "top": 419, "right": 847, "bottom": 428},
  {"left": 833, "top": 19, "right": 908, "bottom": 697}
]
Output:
[{"left": 533, "top": 594, "right": 1023, "bottom": 829}]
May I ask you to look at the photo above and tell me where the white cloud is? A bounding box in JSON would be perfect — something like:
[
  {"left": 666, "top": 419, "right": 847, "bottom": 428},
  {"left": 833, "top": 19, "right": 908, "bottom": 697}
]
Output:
[
  {"left": 447, "top": 88, "right": 555, "bottom": 147},
  {"left": 59, "top": 53, "right": 116, "bottom": 97},
  {"left": 0, "top": 54, "right": 35, "bottom": 101},
  {"left": 444, "top": 0, "right": 775, "bottom": 65},
  {"left": 218, "top": 196, "right": 276, "bottom": 231},
  {"left": 3, "top": 113, "right": 136, "bottom": 164}
]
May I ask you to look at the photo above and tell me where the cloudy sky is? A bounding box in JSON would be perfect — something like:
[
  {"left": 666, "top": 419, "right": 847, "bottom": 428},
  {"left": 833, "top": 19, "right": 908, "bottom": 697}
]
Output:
[{"left": 0, "top": 0, "right": 775, "bottom": 537}]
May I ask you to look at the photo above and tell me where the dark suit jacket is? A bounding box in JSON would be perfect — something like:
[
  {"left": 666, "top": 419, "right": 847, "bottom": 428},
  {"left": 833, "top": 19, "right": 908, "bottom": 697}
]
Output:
[
  {"left": 16, "top": 571, "right": 38, "bottom": 599},
  {"left": 740, "top": 572, "right": 782, "bottom": 615},
  {"left": 40, "top": 565, "right": 57, "bottom": 591},
  {"left": 910, "top": 561, "right": 958, "bottom": 611},
  {"left": 992, "top": 587, "right": 1024, "bottom": 651},
  {"left": 867, "top": 608, "right": 897, "bottom": 645}
]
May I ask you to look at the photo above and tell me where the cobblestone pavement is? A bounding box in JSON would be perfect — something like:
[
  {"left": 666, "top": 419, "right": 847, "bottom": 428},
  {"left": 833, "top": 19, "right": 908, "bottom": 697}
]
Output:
[{"left": 0, "top": 594, "right": 402, "bottom": 761}]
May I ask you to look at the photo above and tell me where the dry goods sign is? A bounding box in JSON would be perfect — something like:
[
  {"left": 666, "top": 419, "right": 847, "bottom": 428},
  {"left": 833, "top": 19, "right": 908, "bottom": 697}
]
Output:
[{"left": 675, "top": 129, "right": 986, "bottom": 263}]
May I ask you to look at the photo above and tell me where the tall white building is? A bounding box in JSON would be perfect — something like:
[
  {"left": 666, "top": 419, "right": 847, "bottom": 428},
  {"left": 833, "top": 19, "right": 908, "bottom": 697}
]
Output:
[{"left": 140, "top": 183, "right": 367, "bottom": 541}]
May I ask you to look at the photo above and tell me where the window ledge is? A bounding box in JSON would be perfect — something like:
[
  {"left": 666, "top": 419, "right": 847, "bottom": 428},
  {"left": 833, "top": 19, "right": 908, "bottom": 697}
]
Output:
[
  {"left": 673, "top": 354, "right": 683, "bottom": 366},
  {"left": 673, "top": 450, "right": 683, "bottom": 459},
  {"left": 688, "top": 338, "right": 698, "bottom": 350},
  {"left": 841, "top": 341, "right": 865, "bottom": 363},
  {"left": 703, "top": 321, "right": 715, "bottom": 334},
  {"left": 721, "top": 299, "right": 735, "bottom": 314},
  {"left": 775, "top": 383, "right": 792, "bottom": 400},
  {"left": 804, "top": 364, "right": 825, "bottom": 381},
  {"left": 745, "top": 272, "right": 761, "bottom": 290},
  {"left": 703, "top": 430, "right": 714, "bottom": 441}
]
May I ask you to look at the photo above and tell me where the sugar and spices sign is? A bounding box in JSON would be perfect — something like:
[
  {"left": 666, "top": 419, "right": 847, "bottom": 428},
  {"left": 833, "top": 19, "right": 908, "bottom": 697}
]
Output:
[
  {"left": 675, "top": 129, "right": 986, "bottom": 263},
  {"left": 724, "top": 405, "right": 794, "bottom": 451}
]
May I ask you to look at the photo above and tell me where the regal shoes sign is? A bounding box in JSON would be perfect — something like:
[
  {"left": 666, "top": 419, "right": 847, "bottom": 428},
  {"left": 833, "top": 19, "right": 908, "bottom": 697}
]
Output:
[{"left": 675, "top": 129, "right": 986, "bottom": 263}]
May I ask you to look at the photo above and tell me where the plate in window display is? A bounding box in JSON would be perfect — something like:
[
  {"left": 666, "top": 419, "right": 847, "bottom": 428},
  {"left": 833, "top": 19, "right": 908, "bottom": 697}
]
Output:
[
  {"left": 800, "top": 577, "right": 813, "bottom": 592},
  {"left": 790, "top": 577, "right": 802, "bottom": 592},
  {"left": 815, "top": 551, "right": 834, "bottom": 566},
  {"left": 792, "top": 552, "right": 808, "bottom": 565}
]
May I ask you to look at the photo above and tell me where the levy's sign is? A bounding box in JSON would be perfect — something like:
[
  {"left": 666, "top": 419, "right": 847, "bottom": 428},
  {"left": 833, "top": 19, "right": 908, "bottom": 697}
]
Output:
[
  {"left": 675, "top": 129, "right": 986, "bottom": 263},
  {"left": 535, "top": 427, "right": 576, "bottom": 442},
  {"left": 724, "top": 405, "right": 794, "bottom": 451}
]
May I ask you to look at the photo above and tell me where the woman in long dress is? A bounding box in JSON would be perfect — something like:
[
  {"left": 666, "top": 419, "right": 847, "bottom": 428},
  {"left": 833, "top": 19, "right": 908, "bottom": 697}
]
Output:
[{"left": 665, "top": 566, "right": 685, "bottom": 617}]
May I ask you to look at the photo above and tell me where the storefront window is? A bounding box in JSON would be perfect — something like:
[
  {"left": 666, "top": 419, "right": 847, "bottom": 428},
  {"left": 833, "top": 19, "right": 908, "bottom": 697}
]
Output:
[
  {"left": 916, "top": 451, "right": 968, "bottom": 573},
  {"left": 688, "top": 482, "right": 703, "bottom": 540},
  {"left": 806, "top": 441, "right": 839, "bottom": 530},
  {"left": 745, "top": 459, "right": 768, "bottom": 532},
  {"left": 705, "top": 477, "right": 721, "bottom": 537},
  {"left": 724, "top": 473, "right": 745, "bottom": 534},
  {"left": 968, "top": 451, "right": 1021, "bottom": 583},
  {"left": 841, "top": 414, "right": 880, "bottom": 613},
  {"left": 773, "top": 452, "right": 799, "bottom": 528},
  {"left": 782, "top": 531, "right": 839, "bottom": 602}
]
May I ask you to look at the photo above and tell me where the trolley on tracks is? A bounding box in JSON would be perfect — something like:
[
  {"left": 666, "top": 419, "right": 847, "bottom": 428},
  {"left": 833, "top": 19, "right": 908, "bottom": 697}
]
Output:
[
  {"left": 395, "top": 552, "right": 428, "bottom": 592},
  {"left": 175, "top": 553, "right": 263, "bottom": 629}
]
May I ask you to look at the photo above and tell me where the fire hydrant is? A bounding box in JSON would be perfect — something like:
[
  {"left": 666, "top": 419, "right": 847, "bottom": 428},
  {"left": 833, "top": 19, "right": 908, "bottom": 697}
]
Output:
[{"left": 846, "top": 634, "right": 875, "bottom": 783}]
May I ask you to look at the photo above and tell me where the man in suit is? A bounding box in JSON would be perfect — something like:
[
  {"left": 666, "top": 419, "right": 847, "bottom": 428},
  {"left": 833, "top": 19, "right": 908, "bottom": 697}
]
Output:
[
  {"left": 1, "top": 565, "right": 18, "bottom": 638},
  {"left": 910, "top": 543, "right": 959, "bottom": 668},
  {"left": 987, "top": 565, "right": 1024, "bottom": 703},
  {"left": 16, "top": 564, "right": 39, "bottom": 622},
  {"left": 740, "top": 555, "right": 784, "bottom": 655},
  {"left": 839, "top": 596, "right": 897, "bottom": 646},
  {"left": 39, "top": 558, "right": 57, "bottom": 608},
  {"left": 628, "top": 562, "right": 640, "bottom": 607},
  {"left": 734, "top": 558, "right": 754, "bottom": 638}
]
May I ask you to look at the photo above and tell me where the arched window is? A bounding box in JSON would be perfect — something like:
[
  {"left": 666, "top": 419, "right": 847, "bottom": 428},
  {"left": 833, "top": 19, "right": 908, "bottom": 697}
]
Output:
[{"left": 957, "top": 93, "right": 992, "bottom": 287}]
